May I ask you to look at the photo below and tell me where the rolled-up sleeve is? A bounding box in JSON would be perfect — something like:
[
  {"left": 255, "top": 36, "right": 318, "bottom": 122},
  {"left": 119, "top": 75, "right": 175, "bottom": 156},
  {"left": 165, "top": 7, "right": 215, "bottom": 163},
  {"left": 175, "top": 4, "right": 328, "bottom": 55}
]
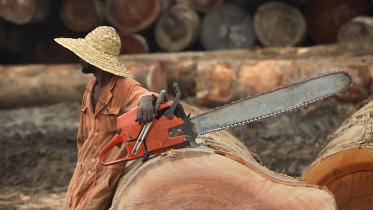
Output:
[{"left": 122, "top": 78, "right": 159, "bottom": 112}]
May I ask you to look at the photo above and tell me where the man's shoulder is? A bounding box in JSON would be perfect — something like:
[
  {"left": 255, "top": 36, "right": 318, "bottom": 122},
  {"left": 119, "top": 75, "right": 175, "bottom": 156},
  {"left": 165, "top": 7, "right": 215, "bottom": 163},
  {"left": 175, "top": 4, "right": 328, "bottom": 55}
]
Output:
[{"left": 115, "top": 76, "right": 141, "bottom": 88}]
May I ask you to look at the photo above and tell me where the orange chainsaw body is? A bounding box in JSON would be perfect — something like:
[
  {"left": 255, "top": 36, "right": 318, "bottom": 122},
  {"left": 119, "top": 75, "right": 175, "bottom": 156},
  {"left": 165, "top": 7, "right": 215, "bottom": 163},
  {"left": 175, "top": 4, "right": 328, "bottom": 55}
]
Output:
[{"left": 99, "top": 103, "right": 187, "bottom": 165}]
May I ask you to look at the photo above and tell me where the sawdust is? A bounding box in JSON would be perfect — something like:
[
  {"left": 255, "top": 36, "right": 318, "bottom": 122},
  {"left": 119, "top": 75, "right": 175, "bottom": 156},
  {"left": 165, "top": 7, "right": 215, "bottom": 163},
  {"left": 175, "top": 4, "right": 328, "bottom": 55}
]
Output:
[{"left": 0, "top": 100, "right": 358, "bottom": 209}]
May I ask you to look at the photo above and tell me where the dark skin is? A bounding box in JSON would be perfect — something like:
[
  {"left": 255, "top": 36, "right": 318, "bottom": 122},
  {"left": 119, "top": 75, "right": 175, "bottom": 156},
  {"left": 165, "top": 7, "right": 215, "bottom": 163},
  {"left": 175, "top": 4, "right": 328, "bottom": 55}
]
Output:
[{"left": 79, "top": 59, "right": 156, "bottom": 124}]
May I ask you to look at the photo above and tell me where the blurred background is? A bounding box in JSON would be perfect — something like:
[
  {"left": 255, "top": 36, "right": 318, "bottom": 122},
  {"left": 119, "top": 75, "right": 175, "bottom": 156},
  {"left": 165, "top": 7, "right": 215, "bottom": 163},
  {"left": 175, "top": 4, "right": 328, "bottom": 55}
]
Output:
[
  {"left": 1, "top": 0, "right": 373, "bottom": 209},
  {"left": 0, "top": 0, "right": 372, "bottom": 63}
]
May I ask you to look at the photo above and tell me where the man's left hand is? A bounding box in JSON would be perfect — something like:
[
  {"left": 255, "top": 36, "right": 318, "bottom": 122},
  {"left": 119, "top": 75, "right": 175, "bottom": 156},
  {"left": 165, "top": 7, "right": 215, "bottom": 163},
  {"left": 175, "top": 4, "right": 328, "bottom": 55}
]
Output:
[{"left": 136, "top": 95, "right": 155, "bottom": 124}]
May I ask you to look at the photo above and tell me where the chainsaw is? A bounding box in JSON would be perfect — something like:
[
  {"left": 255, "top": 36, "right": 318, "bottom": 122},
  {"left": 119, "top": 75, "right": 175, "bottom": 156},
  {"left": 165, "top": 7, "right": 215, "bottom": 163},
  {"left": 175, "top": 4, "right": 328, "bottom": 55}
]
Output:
[{"left": 99, "top": 71, "right": 352, "bottom": 165}]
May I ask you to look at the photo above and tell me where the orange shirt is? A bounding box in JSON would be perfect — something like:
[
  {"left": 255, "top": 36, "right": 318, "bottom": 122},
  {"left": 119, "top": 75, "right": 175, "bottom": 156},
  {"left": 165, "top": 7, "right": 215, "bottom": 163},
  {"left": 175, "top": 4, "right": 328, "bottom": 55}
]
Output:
[{"left": 65, "top": 76, "right": 155, "bottom": 210}]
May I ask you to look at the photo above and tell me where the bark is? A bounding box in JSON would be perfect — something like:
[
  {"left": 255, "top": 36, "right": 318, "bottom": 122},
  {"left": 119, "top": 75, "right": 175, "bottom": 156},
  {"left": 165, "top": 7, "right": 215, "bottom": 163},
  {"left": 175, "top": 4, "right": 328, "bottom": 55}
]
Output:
[
  {"left": 105, "top": 0, "right": 161, "bottom": 33},
  {"left": 200, "top": 3, "right": 256, "bottom": 50},
  {"left": 0, "top": 43, "right": 372, "bottom": 108},
  {"left": 305, "top": 0, "right": 369, "bottom": 44},
  {"left": 155, "top": 4, "right": 200, "bottom": 52},
  {"left": 176, "top": 0, "right": 223, "bottom": 13},
  {"left": 338, "top": 16, "right": 373, "bottom": 44},
  {"left": 59, "top": 0, "right": 104, "bottom": 32},
  {"left": 0, "top": 0, "right": 50, "bottom": 24},
  {"left": 302, "top": 100, "right": 373, "bottom": 210},
  {"left": 119, "top": 33, "right": 149, "bottom": 54},
  {"left": 253, "top": 2, "right": 306, "bottom": 47},
  {"left": 109, "top": 103, "right": 337, "bottom": 210}
]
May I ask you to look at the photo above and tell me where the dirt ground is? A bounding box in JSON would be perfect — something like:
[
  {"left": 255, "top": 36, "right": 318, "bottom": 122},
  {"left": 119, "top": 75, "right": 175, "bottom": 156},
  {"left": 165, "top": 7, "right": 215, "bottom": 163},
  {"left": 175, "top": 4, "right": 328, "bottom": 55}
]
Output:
[{"left": 0, "top": 99, "right": 360, "bottom": 210}]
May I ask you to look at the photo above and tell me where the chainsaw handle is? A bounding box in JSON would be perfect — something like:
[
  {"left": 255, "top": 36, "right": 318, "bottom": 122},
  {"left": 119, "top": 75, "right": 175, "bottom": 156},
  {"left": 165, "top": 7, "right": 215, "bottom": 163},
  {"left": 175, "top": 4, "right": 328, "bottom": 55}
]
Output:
[
  {"left": 99, "top": 134, "right": 128, "bottom": 166},
  {"left": 155, "top": 90, "right": 167, "bottom": 111}
]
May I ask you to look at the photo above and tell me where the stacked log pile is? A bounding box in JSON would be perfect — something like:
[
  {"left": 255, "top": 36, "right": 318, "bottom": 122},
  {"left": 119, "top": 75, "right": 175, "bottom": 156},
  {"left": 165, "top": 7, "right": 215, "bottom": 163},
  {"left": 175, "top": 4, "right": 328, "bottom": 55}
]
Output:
[
  {"left": 302, "top": 100, "right": 373, "bottom": 210},
  {"left": 0, "top": 0, "right": 371, "bottom": 63},
  {"left": 0, "top": 43, "right": 372, "bottom": 109},
  {"left": 109, "top": 103, "right": 337, "bottom": 210}
]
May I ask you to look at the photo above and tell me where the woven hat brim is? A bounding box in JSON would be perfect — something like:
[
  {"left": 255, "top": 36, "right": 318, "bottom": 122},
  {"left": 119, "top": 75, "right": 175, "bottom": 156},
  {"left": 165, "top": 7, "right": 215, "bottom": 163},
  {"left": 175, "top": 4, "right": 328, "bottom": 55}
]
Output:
[{"left": 54, "top": 38, "right": 133, "bottom": 78}]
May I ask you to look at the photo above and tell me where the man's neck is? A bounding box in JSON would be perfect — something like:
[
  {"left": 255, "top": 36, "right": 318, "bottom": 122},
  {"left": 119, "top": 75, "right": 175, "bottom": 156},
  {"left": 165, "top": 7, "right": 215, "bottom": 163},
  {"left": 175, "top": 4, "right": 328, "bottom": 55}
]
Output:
[{"left": 94, "top": 70, "right": 113, "bottom": 87}]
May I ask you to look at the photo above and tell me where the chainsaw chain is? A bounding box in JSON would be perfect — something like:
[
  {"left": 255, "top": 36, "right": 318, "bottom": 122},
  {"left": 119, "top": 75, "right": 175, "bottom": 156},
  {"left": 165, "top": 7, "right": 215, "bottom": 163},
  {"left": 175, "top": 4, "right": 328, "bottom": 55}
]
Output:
[{"left": 190, "top": 71, "right": 353, "bottom": 135}]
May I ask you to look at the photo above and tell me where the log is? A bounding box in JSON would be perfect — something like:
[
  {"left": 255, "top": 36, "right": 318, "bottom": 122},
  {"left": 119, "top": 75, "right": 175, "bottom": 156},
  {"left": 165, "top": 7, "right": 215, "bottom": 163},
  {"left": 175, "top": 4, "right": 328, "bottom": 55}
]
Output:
[
  {"left": 302, "top": 100, "right": 373, "bottom": 210},
  {"left": 155, "top": 4, "right": 200, "bottom": 52},
  {"left": 200, "top": 3, "right": 256, "bottom": 50},
  {"left": 338, "top": 16, "right": 373, "bottom": 44},
  {"left": 176, "top": 0, "right": 223, "bottom": 13},
  {"left": 305, "top": 0, "right": 369, "bottom": 44},
  {"left": 60, "top": 0, "right": 104, "bottom": 32},
  {"left": 105, "top": 0, "right": 161, "bottom": 33},
  {"left": 1, "top": 43, "right": 372, "bottom": 108},
  {"left": 0, "top": 63, "right": 167, "bottom": 109},
  {"left": 119, "top": 33, "right": 149, "bottom": 54},
  {"left": 0, "top": 0, "right": 50, "bottom": 25},
  {"left": 160, "top": 0, "right": 174, "bottom": 12},
  {"left": 109, "top": 104, "right": 337, "bottom": 210},
  {"left": 253, "top": 2, "right": 306, "bottom": 47}
]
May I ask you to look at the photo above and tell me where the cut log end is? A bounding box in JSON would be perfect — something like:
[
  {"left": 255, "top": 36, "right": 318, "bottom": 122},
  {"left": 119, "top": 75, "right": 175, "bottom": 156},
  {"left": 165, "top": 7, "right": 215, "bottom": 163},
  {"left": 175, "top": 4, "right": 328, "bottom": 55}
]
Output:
[
  {"left": 200, "top": 3, "right": 256, "bottom": 50},
  {"left": 338, "top": 16, "right": 373, "bottom": 44},
  {"left": 302, "top": 101, "right": 373, "bottom": 210},
  {"left": 254, "top": 2, "right": 306, "bottom": 47},
  {"left": 106, "top": 0, "right": 161, "bottom": 33},
  {"left": 0, "top": 0, "right": 50, "bottom": 24},
  {"left": 176, "top": 0, "right": 224, "bottom": 13},
  {"left": 119, "top": 33, "right": 149, "bottom": 54},
  {"left": 60, "top": 0, "right": 104, "bottom": 32},
  {"left": 155, "top": 4, "right": 200, "bottom": 52}
]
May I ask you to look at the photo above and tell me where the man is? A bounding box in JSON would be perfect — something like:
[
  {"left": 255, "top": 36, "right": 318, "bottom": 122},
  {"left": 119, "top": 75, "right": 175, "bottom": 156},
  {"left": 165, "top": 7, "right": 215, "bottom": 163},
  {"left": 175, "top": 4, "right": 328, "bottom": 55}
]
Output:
[{"left": 55, "top": 26, "right": 157, "bottom": 210}]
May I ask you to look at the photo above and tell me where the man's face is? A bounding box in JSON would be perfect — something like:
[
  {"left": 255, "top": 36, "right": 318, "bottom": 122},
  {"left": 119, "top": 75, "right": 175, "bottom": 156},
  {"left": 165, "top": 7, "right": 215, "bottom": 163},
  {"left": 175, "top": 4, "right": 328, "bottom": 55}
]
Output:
[{"left": 79, "top": 59, "right": 96, "bottom": 74}]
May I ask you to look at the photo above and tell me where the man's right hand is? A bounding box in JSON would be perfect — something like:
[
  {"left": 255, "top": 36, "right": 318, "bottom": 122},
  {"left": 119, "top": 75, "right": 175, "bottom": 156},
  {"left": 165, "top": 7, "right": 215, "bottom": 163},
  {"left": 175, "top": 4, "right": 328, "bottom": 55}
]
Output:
[{"left": 136, "top": 95, "right": 155, "bottom": 125}]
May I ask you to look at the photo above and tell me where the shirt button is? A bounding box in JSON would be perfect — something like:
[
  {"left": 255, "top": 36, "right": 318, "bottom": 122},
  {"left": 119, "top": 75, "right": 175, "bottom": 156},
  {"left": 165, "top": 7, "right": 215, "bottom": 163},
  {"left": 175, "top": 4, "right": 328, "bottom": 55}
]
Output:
[
  {"left": 91, "top": 157, "right": 95, "bottom": 161},
  {"left": 110, "top": 116, "right": 114, "bottom": 120},
  {"left": 88, "top": 170, "right": 92, "bottom": 175},
  {"left": 94, "top": 132, "right": 98, "bottom": 136}
]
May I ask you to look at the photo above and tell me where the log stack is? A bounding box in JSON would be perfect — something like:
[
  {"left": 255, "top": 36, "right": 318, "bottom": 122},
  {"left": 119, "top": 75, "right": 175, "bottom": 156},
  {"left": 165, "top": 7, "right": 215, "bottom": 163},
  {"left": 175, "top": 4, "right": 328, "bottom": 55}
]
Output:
[
  {"left": 0, "top": 0, "right": 371, "bottom": 62},
  {"left": 302, "top": 100, "right": 373, "bottom": 210},
  {"left": 109, "top": 103, "right": 337, "bottom": 210}
]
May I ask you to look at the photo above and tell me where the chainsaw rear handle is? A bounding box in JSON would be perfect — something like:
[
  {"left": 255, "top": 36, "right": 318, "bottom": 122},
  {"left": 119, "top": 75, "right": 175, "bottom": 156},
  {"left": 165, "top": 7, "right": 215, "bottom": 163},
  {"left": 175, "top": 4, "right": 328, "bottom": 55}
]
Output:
[{"left": 98, "top": 134, "right": 128, "bottom": 166}]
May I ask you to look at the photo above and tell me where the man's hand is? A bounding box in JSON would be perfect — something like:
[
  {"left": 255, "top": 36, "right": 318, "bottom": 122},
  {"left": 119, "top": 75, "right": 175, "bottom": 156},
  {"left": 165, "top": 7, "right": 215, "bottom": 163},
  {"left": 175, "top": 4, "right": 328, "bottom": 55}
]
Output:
[{"left": 136, "top": 95, "right": 155, "bottom": 124}]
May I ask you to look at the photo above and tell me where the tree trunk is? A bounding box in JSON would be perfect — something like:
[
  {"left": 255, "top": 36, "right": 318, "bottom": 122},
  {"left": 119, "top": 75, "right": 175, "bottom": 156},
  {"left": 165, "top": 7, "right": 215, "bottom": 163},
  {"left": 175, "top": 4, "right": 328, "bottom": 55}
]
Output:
[
  {"left": 0, "top": 0, "right": 50, "bottom": 25},
  {"left": 253, "top": 2, "right": 306, "bottom": 47},
  {"left": 200, "top": 3, "right": 256, "bottom": 50},
  {"left": 305, "top": 0, "right": 369, "bottom": 44},
  {"left": 0, "top": 43, "right": 372, "bottom": 108},
  {"left": 119, "top": 33, "right": 149, "bottom": 54},
  {"left": 302, "top": 100, "right": 373, "bottom": 210},
  {"left": 59, "top": 0, "right": 104, "bottom": 32},
  {"left": 109, "top": 103, "right": 337, "bottom": 210},
  {"left": 105, "top": 0, "right": 161, "bottom": 33},
  {"left": 176, "top": 0, "right": 223, "bottom": 13},
  {"left": 155, "top": 4, "right": 200, "bottom": 52},
  {"left": 338, "top": 16, "right": 373, "bottom": 44}
]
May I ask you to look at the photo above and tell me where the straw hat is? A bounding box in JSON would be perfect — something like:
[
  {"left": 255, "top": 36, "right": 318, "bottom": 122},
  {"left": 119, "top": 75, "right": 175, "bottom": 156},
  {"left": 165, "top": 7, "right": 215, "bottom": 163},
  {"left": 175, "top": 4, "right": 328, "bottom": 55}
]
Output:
[{"left": 54, "top": 26, "right": 133, "bottom": 78}]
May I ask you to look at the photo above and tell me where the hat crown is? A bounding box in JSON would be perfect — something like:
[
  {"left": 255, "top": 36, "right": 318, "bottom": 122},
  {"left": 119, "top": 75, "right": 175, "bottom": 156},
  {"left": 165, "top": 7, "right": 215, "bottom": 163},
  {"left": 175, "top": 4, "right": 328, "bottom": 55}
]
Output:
[{"left": 85, "top": 26, "right": 121, "bottom": 56}]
